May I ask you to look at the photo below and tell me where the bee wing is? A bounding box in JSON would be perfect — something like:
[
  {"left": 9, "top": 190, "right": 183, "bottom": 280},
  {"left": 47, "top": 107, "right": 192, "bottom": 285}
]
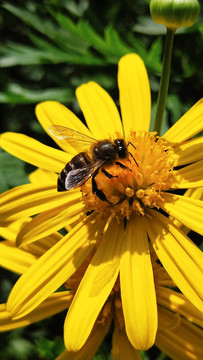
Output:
[
  {"left": 65, "top": 161, "right": 104, "bottom": 190},
  {"left": 48, "top": 125, "right": 97, "bottom": 145}
]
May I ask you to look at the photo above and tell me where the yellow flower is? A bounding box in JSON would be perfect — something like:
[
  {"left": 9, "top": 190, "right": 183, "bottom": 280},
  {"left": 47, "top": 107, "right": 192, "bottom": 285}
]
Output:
[
  {"left": 0, "top": 53, "right": 203, "bottom": 352},
  {"left": 0, "top": 221, "right": 73, "bottom": 331},
  {"left": 0, "top": 230, "right": 202, "bottom": 360}
]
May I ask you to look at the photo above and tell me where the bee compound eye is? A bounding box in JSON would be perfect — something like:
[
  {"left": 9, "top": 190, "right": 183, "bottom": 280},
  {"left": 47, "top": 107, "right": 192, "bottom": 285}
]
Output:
[{"left": 114, "top": 139, "right": 127, "bottom": 159}]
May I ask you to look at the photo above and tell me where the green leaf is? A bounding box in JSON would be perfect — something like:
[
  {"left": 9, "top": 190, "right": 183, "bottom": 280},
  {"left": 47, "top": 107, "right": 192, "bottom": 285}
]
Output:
[
  {"left": 133, "top": 16, "right": 167, "bottom": 35},
  {"left": 55, "top": 14, "right": 134, "bottom": 61},
  {"left": 125, "top": 32, "right": 148, "bottom": 60},
  {"left": 36, "top": 337, "right": 65, "bottom": 360},
  {"left": 75, "top": 18, "right": 111, "bottom": 54},
  {"left": 1, "top": 5, "right": 151, "bottom": 68},
  {"left": 3, "top": 3, "right": 89, "bottom": 54},
  {"left": 104, "top": 26, "right": 134, "bottom": 56},
  {"left": 7, "top": 337, "right": 35, "bottom": 360},
  {"left": 0, "top": 41, "right": 106, "bottom": 67},
  {"left": 52, "top": 11, "right": 105, "bottom": 55},
  {"left": 71, "top": 71, "right": 115, "bottom": 90},
  {"left": 0, "top": 42, "right": 68, "bottom": 67},
  {"left": 0, "top": 83, "right": 74, "bottom": 103},
  {"left": 145, "top": 37, "right": 162, "bottom": 73},
  {"left": 62, "top": 0, "right": 88, "bottom": 17},
  {"left": 51, "top": 11, "right": 114, "bottom": 59},
  {"left": 166, "top": 94, "right": 183, "bottom": 124}
]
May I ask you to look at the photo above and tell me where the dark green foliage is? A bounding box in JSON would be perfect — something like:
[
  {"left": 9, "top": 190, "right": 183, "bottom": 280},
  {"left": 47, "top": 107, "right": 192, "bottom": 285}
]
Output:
[
  {"left": 35, "top": 337, "right": 65, "bottom": 359},
  {"left": 0, "top": 1, "right": 202, "bottom": 359},
  {"left": 0, "top": 149, "right": 30, "bottom": 192}
]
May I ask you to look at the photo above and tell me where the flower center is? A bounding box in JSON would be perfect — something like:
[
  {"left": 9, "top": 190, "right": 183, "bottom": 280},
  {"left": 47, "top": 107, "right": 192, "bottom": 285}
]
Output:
[{"left": 81, "top": 131, "right": 177, "bottom": 221}]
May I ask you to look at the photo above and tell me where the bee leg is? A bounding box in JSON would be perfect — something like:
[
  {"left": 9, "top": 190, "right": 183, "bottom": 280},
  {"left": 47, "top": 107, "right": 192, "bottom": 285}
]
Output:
[
  {"left": 92, "top": 171, "right": 112, "bottom": 204},
  {"left": 127, "top": 141, "right": 139, "bottom": 167},
  {"left": 128, "top": 152, "right": 138, "bottom": 167},
  {"left": 101, "top": 168, "right": 118, "bottom": 179},
  {"left": 115, "top": 161, "right": 132, "bottom": 171},
  {"left": 86, "top": 210, "right": 94, "bottom": 216},
  {"left": 127, "top": 141, "right": 136, "bottom": 150}
]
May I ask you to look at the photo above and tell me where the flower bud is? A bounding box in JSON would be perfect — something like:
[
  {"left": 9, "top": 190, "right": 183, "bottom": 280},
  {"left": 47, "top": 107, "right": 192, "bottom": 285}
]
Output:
[{"left": 150, "top": 0, "right": 200, "bottom": 30}]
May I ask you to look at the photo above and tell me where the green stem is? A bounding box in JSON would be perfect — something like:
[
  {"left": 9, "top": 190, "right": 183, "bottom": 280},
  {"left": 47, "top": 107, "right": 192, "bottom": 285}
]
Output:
[{"left": 153, "top": 28, "right": 175, "bottom": 135}]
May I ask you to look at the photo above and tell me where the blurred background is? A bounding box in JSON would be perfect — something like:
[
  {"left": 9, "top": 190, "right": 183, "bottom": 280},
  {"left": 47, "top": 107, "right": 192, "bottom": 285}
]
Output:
[{"left": 0, "top": 0, "right": 202, "bottom": 359}]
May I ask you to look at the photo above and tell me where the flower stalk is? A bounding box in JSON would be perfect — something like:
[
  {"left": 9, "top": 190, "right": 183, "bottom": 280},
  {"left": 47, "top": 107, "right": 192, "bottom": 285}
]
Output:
[
  {"left": 153, "top": 28, "right": 175, "bottom": 135},
  {"left": 151, "top": 0, "right": 200, "bottom": 135}
]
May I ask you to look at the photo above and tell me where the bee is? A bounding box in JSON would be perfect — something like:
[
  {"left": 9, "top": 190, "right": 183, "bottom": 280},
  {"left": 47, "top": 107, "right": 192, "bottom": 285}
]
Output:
[{"left": 48, "top": 125, "right": 137, "bottom": 202}]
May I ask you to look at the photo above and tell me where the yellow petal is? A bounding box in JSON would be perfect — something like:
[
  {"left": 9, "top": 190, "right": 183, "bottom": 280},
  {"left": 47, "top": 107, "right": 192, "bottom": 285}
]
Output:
[
  {"left": 118, "top": 53, "right": 151, "bottom": 137},
  {"left": 16, "top": 195, "right": 83, "bottom": 246},
  {"left": 64, "top": 219, "right": 124, "bottom": 351},
  {"left": 164, "top": 98, "right": 203, "bottom": 143},
  {"left": 22, "top": 233, "right": 62, "bottom": 258},
  {"left": 76, "top": 81, "right": 123, "bottom": 139},
  {"left": 174, "top": 160, "right": 203, "bottom": 188},
  {"left": 0, "top": 292, "right": 72, "bottom": 332},
  {"left": 58, "top": 315, "right": 112, "bottom": 360},
  {"left": 0, "top": 241, "right": 36, "bottom": 274},
  {"left": 156, "top": 316, "right": 203, "bottom": 360},
  {"left": 158, "top": 193, "right": 203, "bottom": 235},
  {"left": 179, "top": 187, "right": 203, "bottom": 200},
  {"left": 29, "top": 168, "right": 58, "bottom": 184},
  {"left": 36, "top": 101, "right": 92, "bottom": 154},
  {"left": 0, "top": 183, "right": 79, "bottom": 225},
  {"left": 173, "top": 136, "right": 203, "bottom": 166},
  {"left": 157, "top": 286, "right": 203, "bottom": 328},
  {"left": 0, "top": 218, "right": 31, "bottom": 243},
  {"left": 112, "top": 326, "right": 141, "bottom": 360},
  {"left": 120, "top": 217, "right": 157, "bottom": 350},
  {"left": 145, "top": 210, "right": 203, "bottom": 312},
  {"left": 169, "top": 188, "right": 203, "bottom": 234},
  {"left": 0, "top": 218, "right": 61, "bottom": 257},
  {"left": 7, "top": 214, "right": 100, "bottom": 318},
  {"left": 0, "top": 132, "right": 69, "bottom": 172},
  {"left": 157, "top": 305, "right": 180, "bottom": 330},
  {"left": 154, "top": 266, "right": 175, "bottom": 287}
]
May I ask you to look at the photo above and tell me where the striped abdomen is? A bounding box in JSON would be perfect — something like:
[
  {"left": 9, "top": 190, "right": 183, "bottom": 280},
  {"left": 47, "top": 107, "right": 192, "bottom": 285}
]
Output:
[{"left": 57, "top": 152, "right": 91, "bottom": 191}]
